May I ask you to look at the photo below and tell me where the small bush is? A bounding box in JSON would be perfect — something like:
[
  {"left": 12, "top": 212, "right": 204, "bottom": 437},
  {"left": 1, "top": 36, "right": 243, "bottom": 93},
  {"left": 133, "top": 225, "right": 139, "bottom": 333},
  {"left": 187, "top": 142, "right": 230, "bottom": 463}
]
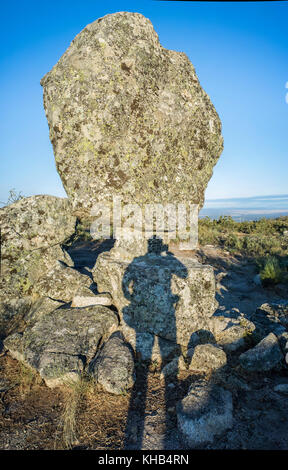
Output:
[
  {"left": 259, "top": 256, "right": 283, "bottom": 286},
  {"left": 0, "top": 188, "right": 24, "bottom": 207}
]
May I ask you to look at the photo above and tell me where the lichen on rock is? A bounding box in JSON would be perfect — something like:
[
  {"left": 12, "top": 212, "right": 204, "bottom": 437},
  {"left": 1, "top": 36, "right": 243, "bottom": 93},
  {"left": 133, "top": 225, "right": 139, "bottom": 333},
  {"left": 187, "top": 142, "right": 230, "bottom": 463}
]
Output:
[
  {"left": 0, "top": 195, "right": 76, "bottom": 302},
  {"left": 41, "top": 11, "right": 223, "bottom": 218}
]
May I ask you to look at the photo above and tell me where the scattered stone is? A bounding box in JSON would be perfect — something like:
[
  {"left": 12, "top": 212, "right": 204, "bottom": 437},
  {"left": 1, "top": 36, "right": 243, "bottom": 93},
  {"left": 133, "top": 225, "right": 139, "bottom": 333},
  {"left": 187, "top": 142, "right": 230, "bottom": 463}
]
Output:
[
  {"left": 159, "top": 356, "right": 186, "bottom": 379},
  {"left": 209, "top": 315, "right": 255, "bottom": 352},
  {"left": 71, "top": 292, "right": 112, "bottom": 308},
  {"left": 278, "top": 332, "right": 288, "bottom": 357},
  {"left": 177, "top": 379, "right": 233, "bottom": 448},
  {"left": 188, "top": 344, "right": 227, "bottom": 373},
  {"left": 41, "top": 12, "right": 223, "bottom": 218},
  {"left": 255, "top": 302, "right": 288, "bottom": 330},
  {"left": 222, "top": 374, "right": 251, "bottom": 392},
  {"left": 4, "top": 305, "right": 118, "bottom": 388},
  {"left": 3, "top": 333, "right": 25, "bottom": 363},
  {"left": 90, "top": 332, "right": 135, "bottom": 395},
  {"left": 239, "top": 333, "right": 283, "bottom": 372}
]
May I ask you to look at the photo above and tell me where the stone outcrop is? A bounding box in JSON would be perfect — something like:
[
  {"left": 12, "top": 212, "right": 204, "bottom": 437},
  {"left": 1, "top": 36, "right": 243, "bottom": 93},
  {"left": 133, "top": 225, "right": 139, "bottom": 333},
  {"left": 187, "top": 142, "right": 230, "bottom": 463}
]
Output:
[
  {"left": 41, "top": 11, "right": 223, "bottom": 217},
  {"left": 71, "top": 292, "right": 112, "bottom": 308},
  {"left": 0, "top": 195, "right": 76, "bottom": 302},
  {"left": 3, "top": 305, "right": 118, "bottom": 388}
]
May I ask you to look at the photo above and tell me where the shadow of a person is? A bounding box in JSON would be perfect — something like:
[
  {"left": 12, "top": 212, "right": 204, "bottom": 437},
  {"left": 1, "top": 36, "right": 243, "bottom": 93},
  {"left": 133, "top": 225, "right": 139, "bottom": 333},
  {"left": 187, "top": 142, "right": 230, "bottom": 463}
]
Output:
[{"left": 122, "top": 236, "right": 188, "bottom": 449}]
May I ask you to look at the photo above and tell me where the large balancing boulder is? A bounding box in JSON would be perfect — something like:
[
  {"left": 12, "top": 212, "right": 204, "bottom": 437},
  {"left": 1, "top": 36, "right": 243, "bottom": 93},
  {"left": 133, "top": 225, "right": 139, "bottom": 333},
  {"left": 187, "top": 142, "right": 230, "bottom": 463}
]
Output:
[{"left": 41, "top": 12, "right": 223, "bottom": 217}]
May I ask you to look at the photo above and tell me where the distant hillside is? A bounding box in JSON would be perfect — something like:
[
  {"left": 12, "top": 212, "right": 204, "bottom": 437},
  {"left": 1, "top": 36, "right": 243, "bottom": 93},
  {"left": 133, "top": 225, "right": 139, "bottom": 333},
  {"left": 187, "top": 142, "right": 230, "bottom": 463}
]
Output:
[{"left": 200, "top": 195, "right": 288, "bottom": 221}]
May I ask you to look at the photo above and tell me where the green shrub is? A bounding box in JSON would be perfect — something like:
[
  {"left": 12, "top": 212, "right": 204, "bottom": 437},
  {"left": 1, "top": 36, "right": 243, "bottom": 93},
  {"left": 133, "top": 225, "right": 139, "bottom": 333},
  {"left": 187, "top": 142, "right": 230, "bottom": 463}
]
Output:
[
  {"left": 259, "top": 256, "right": 283, "bottom": 286},
  {"left": 224, "top": 233, "right": 243, "bottom": 252}
]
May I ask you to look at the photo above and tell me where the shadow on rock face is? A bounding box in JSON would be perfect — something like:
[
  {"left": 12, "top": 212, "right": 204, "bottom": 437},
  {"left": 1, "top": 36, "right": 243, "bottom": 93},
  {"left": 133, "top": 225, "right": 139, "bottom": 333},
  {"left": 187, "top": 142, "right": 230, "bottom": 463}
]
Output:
[
  {"left": 123, "top": 236, "right": 188, "bottom": 449},
  {"left": 66, "top": 238, "right": 115, "bottom": 272}
]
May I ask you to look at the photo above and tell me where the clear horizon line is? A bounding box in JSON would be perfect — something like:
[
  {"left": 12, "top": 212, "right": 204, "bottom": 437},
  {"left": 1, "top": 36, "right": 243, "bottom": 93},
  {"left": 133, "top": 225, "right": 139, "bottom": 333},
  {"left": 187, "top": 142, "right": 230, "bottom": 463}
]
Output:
[{"left": 204, "top": 193, "right": 288, "bottom": 202}]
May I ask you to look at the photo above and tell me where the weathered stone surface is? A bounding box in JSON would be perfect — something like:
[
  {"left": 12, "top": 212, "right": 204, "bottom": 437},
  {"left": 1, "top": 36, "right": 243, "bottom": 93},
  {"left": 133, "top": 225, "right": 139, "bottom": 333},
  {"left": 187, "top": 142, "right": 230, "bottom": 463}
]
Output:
[
  {"left": 239, "top": 333, "right": 283, "bottom": 372},
  {"left": 0, "top": 297, "right": 32, "bottom": 338},
  {"left": 209, "top": 315, "right": 255, "bottom": 352},
  {"left": 93, "top": 249, "right": 217, "bottom": 346},
  {"left": 24, "top": 297, "right": 64, "bottom": 327},
  {"left": 0, "top": 195, "right": 76, "bottom": 301},
  {"left": 41, "top": 12, "right": 223, "bottom": 217},
  {"left": 159, "top": 355, "right": 187, "bottom": 379},
  {"left": 32, "top": 263, "right": 92, "bottom": 302},
  {"left": 90, "top": 332, "right": 135, "bottom": 394},
  {"left": 3, "top": 305, "right": 118, "bottom": 388},
  {"left": 119, "top": 322, "right": 180, "bottom": 363},
  {"left": 177, "top": 379, "right": 233, "bottom": 448},
  {"left": 188, "top": 344, "right": 227, "bottom": 373}
]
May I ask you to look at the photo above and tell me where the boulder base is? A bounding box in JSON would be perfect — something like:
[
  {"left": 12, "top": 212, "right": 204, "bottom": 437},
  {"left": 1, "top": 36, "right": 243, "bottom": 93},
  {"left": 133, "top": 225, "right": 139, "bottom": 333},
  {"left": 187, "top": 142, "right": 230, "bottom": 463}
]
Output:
[{"left": 93, "top": 249, "right": 217, "bottom": 347}]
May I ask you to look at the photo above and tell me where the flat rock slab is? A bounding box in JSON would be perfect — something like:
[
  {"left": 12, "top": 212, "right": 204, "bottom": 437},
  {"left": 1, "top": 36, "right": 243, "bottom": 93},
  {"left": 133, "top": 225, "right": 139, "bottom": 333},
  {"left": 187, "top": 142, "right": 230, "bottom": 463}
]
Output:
[
  {"left": 4, "top": 305, "right": 118, "bottom": 388},
  {"left": 177, "top": 379, "right": 233, "bottom": 448}
]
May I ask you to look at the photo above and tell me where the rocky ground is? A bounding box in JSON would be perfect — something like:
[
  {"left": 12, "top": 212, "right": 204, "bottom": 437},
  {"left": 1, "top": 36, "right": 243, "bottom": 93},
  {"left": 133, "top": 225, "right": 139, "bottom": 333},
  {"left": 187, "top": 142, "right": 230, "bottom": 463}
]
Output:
[{"left": 0, "top": 241, "right": 287, "bottom": 450}]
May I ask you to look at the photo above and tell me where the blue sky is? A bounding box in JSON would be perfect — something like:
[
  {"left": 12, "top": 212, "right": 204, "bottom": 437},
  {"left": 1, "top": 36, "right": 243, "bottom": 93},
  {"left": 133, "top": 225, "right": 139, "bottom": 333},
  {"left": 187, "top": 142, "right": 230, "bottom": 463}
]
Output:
[{"left": 0, "top": 1, "right": 287, "bottom": 204}]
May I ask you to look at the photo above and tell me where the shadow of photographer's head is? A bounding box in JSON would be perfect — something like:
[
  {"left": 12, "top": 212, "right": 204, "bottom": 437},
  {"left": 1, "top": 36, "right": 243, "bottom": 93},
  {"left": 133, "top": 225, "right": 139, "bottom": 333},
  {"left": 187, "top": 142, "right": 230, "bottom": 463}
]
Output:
[{"left": 147, "top": 235, "right": 169, "bottom": 255}]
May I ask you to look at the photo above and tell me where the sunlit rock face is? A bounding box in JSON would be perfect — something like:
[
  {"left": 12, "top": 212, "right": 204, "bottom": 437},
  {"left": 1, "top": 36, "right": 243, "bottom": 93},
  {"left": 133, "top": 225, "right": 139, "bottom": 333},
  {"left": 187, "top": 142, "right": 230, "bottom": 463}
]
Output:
[
  {"left": 93, "top": 248, "right": 217, "bottom": 347},
  {"left": 0, "top": 195, "right": 76, "bottom": 303},
  {"left": 41, "top": 11, "right": 223, "bottom": 218}
]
